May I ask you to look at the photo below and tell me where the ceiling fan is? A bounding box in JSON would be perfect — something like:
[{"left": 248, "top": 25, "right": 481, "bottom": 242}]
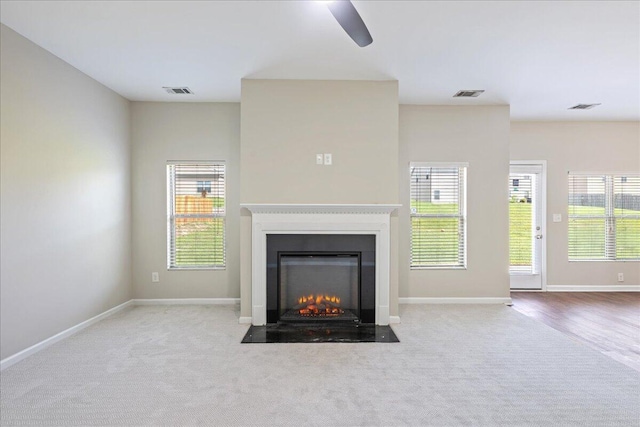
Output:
[{"left": 325, "top": 1, "right": 373, "bottom": 47}]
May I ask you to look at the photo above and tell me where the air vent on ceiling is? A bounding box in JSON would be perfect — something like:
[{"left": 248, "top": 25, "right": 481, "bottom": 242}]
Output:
[
  {"left": 453, "top": 90, "right": 484, "bottom": 98},
  {"left": 569, "top": 103, "right": 600, "bottom": 110},
  {"left": 163, "top": 87, "right": 194, "bottom": 95}
]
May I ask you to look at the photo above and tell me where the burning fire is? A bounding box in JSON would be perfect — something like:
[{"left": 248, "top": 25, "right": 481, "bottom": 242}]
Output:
[{"left": 295, "top": 294, "right": 344, "bottom": 316}]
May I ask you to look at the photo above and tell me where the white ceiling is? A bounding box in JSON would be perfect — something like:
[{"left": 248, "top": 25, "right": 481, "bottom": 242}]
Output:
[{"left": 1, "top": 1, "right": 639, "bottom": 120}]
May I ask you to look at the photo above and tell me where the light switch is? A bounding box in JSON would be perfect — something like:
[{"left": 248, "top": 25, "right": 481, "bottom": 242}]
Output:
[
  {"left": 316, "top": 154, "right": 324, "bottom": 165},
  {"left": 324, "top": 153, "right": 332, "bottom": 165},
  {"left": 553, "top": 214, "right": 562, "bottom": 223}
]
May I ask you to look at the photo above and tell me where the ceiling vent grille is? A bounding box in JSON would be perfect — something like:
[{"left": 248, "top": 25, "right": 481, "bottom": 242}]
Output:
[
  {"left": 454, "top": 90, "right": 484, "bottom": 98},
  {"left": 569, "top": 103, "right": 600, "bottom": 110},
  {"left": 163, "top": 87, "right": 194, "bottom": 95}
]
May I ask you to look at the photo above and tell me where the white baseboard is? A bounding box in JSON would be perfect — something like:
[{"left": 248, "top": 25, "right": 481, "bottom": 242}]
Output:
[
  {"left": 0, "top": 299, "right": 134, "bottom": 371},
  {"left": 546, "top": 285, "right": 640, "bottom": 292},
  {"left": 238, "top": 317, "right": 252, "bottom": 324},
  {"left": 133, "top": 298, "right": 240, "bottom": 305},
  {"left": 389, "top": 316, "right": 401, "bottom": 324},
  {"left": 399, "top": 297, "right": 513, "bottom": 305}
]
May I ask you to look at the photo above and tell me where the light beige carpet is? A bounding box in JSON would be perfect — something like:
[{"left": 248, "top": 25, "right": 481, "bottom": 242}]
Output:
[{"left": 1, "top": 304, "right": 638, "bottom": 426}]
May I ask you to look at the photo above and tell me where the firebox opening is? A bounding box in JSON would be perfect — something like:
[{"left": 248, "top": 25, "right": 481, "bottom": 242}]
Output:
[
  {"left": 278, "top": 253, "right": 360, "bottom": 323},
  {"left": 266, "top": 234, "right": 375, "bottom": 324}
]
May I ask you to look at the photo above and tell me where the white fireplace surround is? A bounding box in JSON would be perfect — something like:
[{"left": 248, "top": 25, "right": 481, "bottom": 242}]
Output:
[{"left": 241, "top": 204, "right": 400, "bottom": 326}]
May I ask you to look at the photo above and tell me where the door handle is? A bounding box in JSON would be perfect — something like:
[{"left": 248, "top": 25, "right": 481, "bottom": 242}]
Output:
[{"left": 535, "top": 234, "right": 543, "bottom": 239}]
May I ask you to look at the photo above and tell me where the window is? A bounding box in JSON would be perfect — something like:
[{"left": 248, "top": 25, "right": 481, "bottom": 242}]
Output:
[
  {"left": 197, "top": 181, "right": 211, "bottom": 194},
  {"left": 568, "top": 173, "right": 640, "bottom": 261},
  {"left": 167, "top": 162, "right": 225, "bottom": 269},
  {"left": 410, "top": 163, "right": 467, "bottom": 268}
]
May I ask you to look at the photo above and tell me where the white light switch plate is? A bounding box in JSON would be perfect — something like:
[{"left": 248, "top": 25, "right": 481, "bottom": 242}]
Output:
[
  {"left": 324, "top": 153, "right": 332, "bottom": 165},
  {"left": 151, "top": 272, "right": 159, "bottom": 282},
  {"left": 316, "top": 154, "right": 324, "bottom": 165},
  {"left": 553, "top": 214, "right": 562, "bottom": 223}
]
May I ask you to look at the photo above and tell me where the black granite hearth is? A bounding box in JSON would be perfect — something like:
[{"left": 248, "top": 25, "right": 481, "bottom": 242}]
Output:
[{"left": 241, "top": 323, "right": 399, "bottom": 343}]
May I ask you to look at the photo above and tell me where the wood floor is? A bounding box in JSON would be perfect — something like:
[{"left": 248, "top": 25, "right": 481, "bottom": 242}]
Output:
[{"left": 510, "top": 292, "right": 640, "bottom": 372}]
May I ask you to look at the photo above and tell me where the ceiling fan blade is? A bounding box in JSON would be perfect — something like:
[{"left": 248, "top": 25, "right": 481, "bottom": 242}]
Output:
[{"left": 327, "top": 1, "right": 372, "bottom": 47}]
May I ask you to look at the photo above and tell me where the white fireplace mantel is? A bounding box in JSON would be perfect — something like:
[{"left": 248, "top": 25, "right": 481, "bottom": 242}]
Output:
[
  {"left": 241, "top": 204, "right": 400, "bottom": 215},
  {"left": 241, "top": 204, "right": 400, "bottom": 326}
]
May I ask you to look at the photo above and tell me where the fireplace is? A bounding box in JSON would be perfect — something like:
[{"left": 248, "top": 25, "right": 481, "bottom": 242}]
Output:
[
  {"left": 279, "top": 253, "right": 358, "bottom": 321},
  {"left": 266, "top": 234, "right": 376, "bottom": 324},
  {"left": 241, "top": 204, "right": 399, "bottom": 326}
]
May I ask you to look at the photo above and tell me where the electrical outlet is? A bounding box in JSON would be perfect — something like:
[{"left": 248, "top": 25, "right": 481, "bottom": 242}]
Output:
[
  {"left": 152, "top": 272, "right": 160, "bottom": 283},
  {"left": 316, "top": 154, "right": 324, "bottom": 165},
  {"left": 553, "top": 214, "right": 562, "bottom": 223},
  {"left": 324, "top": 153, "right": 332, "bottom": 165},
  {"left": 617, "top": 273, "right": 624, "bottom": 282}
]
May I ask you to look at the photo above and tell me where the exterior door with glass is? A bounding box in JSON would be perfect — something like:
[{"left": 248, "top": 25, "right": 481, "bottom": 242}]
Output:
[{"left": 509, "top": 163, "right": 545, "bottom": 290}]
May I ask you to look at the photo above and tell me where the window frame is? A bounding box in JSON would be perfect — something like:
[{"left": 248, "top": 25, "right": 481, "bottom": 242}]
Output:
[
  {"left": 409, "top": 162, "right": 468, "bottom": 269},
  {"left": 568, "top": 172, "right": 640, "bottom": 262},
  {"left": 167, "top": 161, "right": 226, "bottom": 270}
]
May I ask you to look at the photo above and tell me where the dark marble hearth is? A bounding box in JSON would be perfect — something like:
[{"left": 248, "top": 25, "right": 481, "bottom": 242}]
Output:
[{"left": 241, "top": 323, "right": 399, "bottom": 343}]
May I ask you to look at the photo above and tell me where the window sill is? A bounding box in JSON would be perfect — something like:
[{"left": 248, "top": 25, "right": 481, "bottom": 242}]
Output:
[{"left": 167, "top": 267, "right": 226, "bottom": 271}]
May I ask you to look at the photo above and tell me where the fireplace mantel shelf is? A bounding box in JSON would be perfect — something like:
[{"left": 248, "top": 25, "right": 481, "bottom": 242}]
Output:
[{"left": 241, "top": 203, "right": 401, "bottom": 215}]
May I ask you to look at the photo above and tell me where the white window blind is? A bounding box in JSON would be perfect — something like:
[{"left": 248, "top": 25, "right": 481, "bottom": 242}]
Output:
[
  {"left": 410, "top": 163, "right": 467, "bottom": 268},
  {"left": 167, "top": 162, "right": 226, "bottom": 269},
  {"left": 568, "top": 173, "right": 640, "bottom": 261}
]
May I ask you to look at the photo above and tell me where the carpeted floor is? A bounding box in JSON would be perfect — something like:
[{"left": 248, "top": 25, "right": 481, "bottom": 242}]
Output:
[{"left": 1, "top": 304, "right": 638, "bottom": 426}]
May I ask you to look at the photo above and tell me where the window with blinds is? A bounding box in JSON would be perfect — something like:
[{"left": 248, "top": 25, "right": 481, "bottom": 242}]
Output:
[
  {"left": 167, "top": 162, "right": 226, "bottom": 269},
  {"left": 568, "top": 173, "right": 640, "bottom": 261},
  {"left": 410, "top": 163, "right": 467, "bottom": 268}
]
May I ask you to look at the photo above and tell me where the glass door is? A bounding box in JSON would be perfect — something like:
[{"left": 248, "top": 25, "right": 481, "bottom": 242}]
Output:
[{"left": 509, "top": 163, "right": 545, "bottom": 290}]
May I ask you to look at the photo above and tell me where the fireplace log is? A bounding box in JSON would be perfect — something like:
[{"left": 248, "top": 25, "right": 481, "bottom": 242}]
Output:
[{"left": 292, "top": 296, "right": 342, "bottom": 313}]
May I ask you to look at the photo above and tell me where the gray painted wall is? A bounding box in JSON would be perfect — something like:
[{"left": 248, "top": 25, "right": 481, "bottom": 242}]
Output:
[
  {"left": 0, "top": 25, "right": 132, "bottom": 359},
  {"left": 130, "top": 102, "right": 241, "bottom": 299},
  {"left": 399, "top": 105, "right": 512, "bottom": 298},
  {"left": 510, "top": 121, "right": 640, "bottom": 287},
  {"left": 239, "top": 80, "right": 400, "bottom": 318}
]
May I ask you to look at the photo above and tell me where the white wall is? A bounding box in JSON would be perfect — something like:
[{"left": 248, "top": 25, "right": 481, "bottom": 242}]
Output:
[
  {"left": 131, "top": 102, "right": 241, "bottom": 299},
  {"left": 0, "top": 25, "right": 132, "bottom": 360},
  {"left": 510, "top": 121, "right": 640, "bottom": 287},
  {"left": 399, "top": 105, "right": 511, "bottom": 298}
]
